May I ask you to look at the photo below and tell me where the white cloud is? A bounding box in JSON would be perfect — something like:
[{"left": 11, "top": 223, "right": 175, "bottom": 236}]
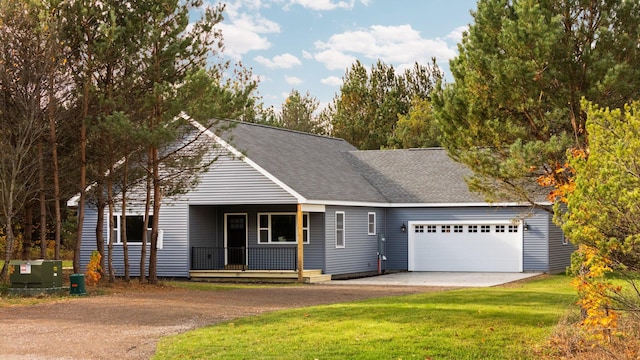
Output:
[
  {"left": 321, "top": 76, "right": 342, "bottom": 86},
  {"left": 254, "top": 53, "right": 302, "bottom": 68},
  {"left": 302, "top": 50, "right": 313, "bottom": 59},
  {"left": 312, "top": 24, "right": 456, "bottom": 71},
  {"left": 446, "top": 25, "right": 468, "bottom": 43},
  {"left": 287, "top": 0, "right": 366, "bottom": 11},
  {"left": 212, "top": 1, "right": 281, "bottom": 59},
  {"left": 285, "top": 75, "right": 304, "bottom": 85},
  {"left": 313, "top": 48, "right": 357, "bottom": 71}
]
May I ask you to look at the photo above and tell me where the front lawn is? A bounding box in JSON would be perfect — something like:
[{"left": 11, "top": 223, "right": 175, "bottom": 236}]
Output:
[{"left": 154, "top": 275, "right": 576, "bottom": 359}]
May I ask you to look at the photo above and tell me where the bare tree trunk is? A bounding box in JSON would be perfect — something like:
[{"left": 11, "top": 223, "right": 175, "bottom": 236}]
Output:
[
  {"left": 121, "top": 157, "right": 130, "bottom": 282},
  {"left": 149, "top": 147, "right": 161, "bottom": 284},
  {"left": 74, "top": 55, "right": 90, "bottom": 273},
  {"left": 95, "top": 182, "right": 106, "bottom": 279},
  {"left": 0, "top": 217, "right": 16, "bottom": 283},
  {"left": 22, "top": 204, "right": 33, "bottom": 260},
  {"left": 106, "top": 173, "right": 116, "bottom": 283},
  {"left": 140, "top": 151, "right": 152, "bottom": 284},
  {"left": 39, "top": 139, "right": 47, "bottom": 259},
  {"left": 48, "top": 73, "right": 61, "bottom": 261}
]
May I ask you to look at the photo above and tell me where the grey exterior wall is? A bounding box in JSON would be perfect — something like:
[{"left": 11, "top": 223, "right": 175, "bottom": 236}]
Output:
[
  {"left": 188, "top": 204, "right": 325, "bottom": 271},
  {"left": 324, "top": 206, "right": 386, "bottom": 276},
  {"left": 383, "top": 206, "right": 569, "bottom": 273},
  {"left": 79, "top": 151, "right": 299, "bottom": 277},
  {"left": 548, "top": 215, "right": 575, "bottom": 274}
]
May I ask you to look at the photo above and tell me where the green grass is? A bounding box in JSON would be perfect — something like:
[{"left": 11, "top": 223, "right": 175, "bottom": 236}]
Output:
[{"left": 154, "top": 275, "right": 576, "bottom": 360}]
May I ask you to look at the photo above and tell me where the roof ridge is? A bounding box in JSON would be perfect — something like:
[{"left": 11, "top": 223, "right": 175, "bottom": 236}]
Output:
[{"left": 223, "top": 118, "right": 349, "bottom": 143}]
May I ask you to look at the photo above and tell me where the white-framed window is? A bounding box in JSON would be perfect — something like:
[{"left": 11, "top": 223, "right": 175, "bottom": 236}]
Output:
[
  {"left": 495, "top": 225, "right": 506, "bottom": 233},
  {"left": 481, "top": 225, "right": 490, "bottom": 233},
  {"left": 368, "top": 212, "right": 376, "bottom": 235},
  {"left": 454, "top": 225, "right": 463, "bottom": 233},
  {"left": 508, "top": 225, "right": 518, "bottom": 233},
  {"left": 415, "top": 225, "right": 424, "bottom": 233},
  {"left": 441, "top": 225, "right": 451, "bottom": 233},
  {"left": 468, "top": 225, "right": 478, "bottom": 233},
  {"left": 257, "top": 213, "right": 309, "bottom": 244},
  {"left": 427, "top": 225, "right": 437, "bottom": 233},
  {"left": 111, "top": 214, "right": 162, "bottom": 248},
  {"left": 335, "top": 211, "right": 345, "bottom": 248}
]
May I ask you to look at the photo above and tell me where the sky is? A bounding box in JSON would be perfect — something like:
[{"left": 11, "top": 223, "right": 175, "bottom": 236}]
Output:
[{"left": 206, "top": 0, "right": 479, "bottom": 112}]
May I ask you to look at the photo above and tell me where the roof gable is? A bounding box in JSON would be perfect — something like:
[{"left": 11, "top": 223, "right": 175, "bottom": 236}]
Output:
[{"left": 215, "top": 121, "right": 387, "bottom": 203}]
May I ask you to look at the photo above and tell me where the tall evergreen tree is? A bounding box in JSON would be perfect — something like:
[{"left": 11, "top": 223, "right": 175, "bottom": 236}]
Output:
[
  {"left": 433, "top": 0, "right": 640, "bottom": 204},
  {"left": 328, "top": 60, "right": 442, "bottom": 149}
]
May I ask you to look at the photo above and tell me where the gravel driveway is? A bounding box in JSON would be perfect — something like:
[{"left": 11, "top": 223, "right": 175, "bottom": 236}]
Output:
[{"left": 0, "top": 283, "right": 449, "bottom": 359}]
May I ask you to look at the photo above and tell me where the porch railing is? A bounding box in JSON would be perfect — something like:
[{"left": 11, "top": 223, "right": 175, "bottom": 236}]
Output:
[{"left": 191, "top": 247, "right": 297, "bottom": 271}]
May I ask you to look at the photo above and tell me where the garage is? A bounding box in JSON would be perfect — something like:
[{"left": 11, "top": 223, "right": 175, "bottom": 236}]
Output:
[{"left": 408, "top": 221, "right": 523, "bottom": 272}]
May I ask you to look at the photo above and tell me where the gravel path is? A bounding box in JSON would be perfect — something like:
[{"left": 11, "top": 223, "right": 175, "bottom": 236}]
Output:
[{"left": 0, "top": 283, "right": 449, "bottom": 359}]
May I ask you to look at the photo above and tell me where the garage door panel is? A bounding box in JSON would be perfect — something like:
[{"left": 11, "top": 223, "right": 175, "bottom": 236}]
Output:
[{"left": 409, "top": 223, "right": 522, "bottom": 272}]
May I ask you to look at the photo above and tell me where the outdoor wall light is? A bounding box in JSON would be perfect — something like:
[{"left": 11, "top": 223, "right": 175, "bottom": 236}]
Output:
[
  {"left": 401, "top": 223, "right": 406, "bottom": 232},
  {"left": 523, "top": 222, "right": 529, "bottom": 231}
]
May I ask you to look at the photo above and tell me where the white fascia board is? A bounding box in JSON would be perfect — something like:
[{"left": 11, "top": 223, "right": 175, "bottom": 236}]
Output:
[
  {"left": 303, "top": 199, "right": 544, "bottom": 208},
  {"left": 181, "top": 113, "right": 307, "bottom": 203}
]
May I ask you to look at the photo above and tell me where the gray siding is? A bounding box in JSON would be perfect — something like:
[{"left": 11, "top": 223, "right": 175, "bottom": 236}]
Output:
[
  {"left": 522, "top": 211, "right": 550, "bottom": 272},
  {"left": 185, "top": 154, "right": 297, "bottom": 205},
  {"left": 79, "top": 151, "right": 299, "bottom": 277},
  {"left": 80, "top": 202, "right": 190, "bottom": 278},
  {"left": 324, "top": 206, "right": 385, "bottom": 275},
  {"left": 384, "top": 206, "right": 552, "bottom": 272},
  {"left": 548, "top": 216, "right": 574, "bottom": 273},
  {"left": 189, "top": 204, "right": 324, "bottom": 271}
]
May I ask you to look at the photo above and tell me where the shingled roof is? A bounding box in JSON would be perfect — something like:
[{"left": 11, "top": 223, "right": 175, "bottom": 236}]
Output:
[
  {"left": 345, "top": 148, "right": 485, "bottom": 204},
  {"left": 217, "top": 121, "right": 387, "bottom": 203}
]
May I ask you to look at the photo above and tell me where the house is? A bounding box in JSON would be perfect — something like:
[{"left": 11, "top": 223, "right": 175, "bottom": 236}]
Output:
[{"left": 78, "top": 119, "right": 573, "bottom": 281}]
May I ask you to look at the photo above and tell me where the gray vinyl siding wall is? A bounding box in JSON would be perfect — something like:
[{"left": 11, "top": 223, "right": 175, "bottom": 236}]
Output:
[
  {"left": 548, "top": 216, "right": 574, "bottom": 274},
  {"left": 185, "top": 154, "right": 297, "bottom": 205},
  {"left": 80, "top": 202, "right": 190, "bottom": 278},
  {"left": 384, "top": 206, "right": 554, "bottom": 272},
  {"left": 79, "top": 151, "right": 299, "bottom": 276},
  {"left": 188, "top": 204, "right": 325, "bottom": 271},
  {"left": 324, "top": 206, "right": 386, "bottom": 276}
]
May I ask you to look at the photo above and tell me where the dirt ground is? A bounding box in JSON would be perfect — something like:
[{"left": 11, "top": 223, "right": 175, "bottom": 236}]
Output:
[{"left": 0, "top": 282, "right": 450, "bottom": 359}]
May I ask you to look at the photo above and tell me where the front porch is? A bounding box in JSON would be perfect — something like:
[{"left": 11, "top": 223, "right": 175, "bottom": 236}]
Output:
[
  {"left": 190, "top": 246, "right": 331, "bottom": 283},
  {"left": 189, "top": 269, "right": 332, "bottom": 283}
]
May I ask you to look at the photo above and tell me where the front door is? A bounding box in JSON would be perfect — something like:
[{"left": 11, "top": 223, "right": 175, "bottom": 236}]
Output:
[{"left": 225, "top": 214, "right": 247, "bottom": 266}]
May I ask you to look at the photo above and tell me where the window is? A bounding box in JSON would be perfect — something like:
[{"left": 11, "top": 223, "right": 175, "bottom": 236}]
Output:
[
  {"left": 111, "top": 214, "right": 161, "bottom": 248},
  {"left": 427, "top": 225, "right": 437, "bottom": 233},
  {"left": 495, "top": 225, "right": 506, "bottom": 233},
  {"left": 481, "top": 225, "right": 490, "bottom": 233},
  {"left": 508, "top": 225, "right": 518, "bottom": 233},
  {"left": 257, "top": 213, "right": 309, "bottom": 244},
  {"left": 441, "top": 225, "right": 451, "bottom": 233},
  {"left": 336, "top": 212, "right": 345, "bottom": 248},
  {"left": 368, "top": 212, "right": 376, "bottom": 235},
  {"left": 468, "top": 225, "right": 478, "bottom": 233},
  {"left": 415, "top": 225, "right": 424, "bottom": 233},
  {"left": 454, "top": 225, "right": 463, "bottom": 233}
]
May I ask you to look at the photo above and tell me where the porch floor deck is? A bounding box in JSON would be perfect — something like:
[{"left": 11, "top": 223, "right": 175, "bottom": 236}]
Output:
[{"left": 189, "top": 269, "right": 332, "bottom": 284}]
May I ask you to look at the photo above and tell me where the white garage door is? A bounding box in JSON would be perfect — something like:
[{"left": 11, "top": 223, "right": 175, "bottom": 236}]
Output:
[{"left": 408, "top": 221, "right": 523, "bottom": 272}]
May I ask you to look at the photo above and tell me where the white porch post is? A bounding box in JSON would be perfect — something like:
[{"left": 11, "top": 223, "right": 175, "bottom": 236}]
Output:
[{"left": 297, "top": 203, "right": 304, "bottom": 283}]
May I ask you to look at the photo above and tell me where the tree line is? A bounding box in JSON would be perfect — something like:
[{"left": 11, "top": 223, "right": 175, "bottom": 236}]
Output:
[{"left": 0, "top": 0, "right": 259, "bottom": 283}]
